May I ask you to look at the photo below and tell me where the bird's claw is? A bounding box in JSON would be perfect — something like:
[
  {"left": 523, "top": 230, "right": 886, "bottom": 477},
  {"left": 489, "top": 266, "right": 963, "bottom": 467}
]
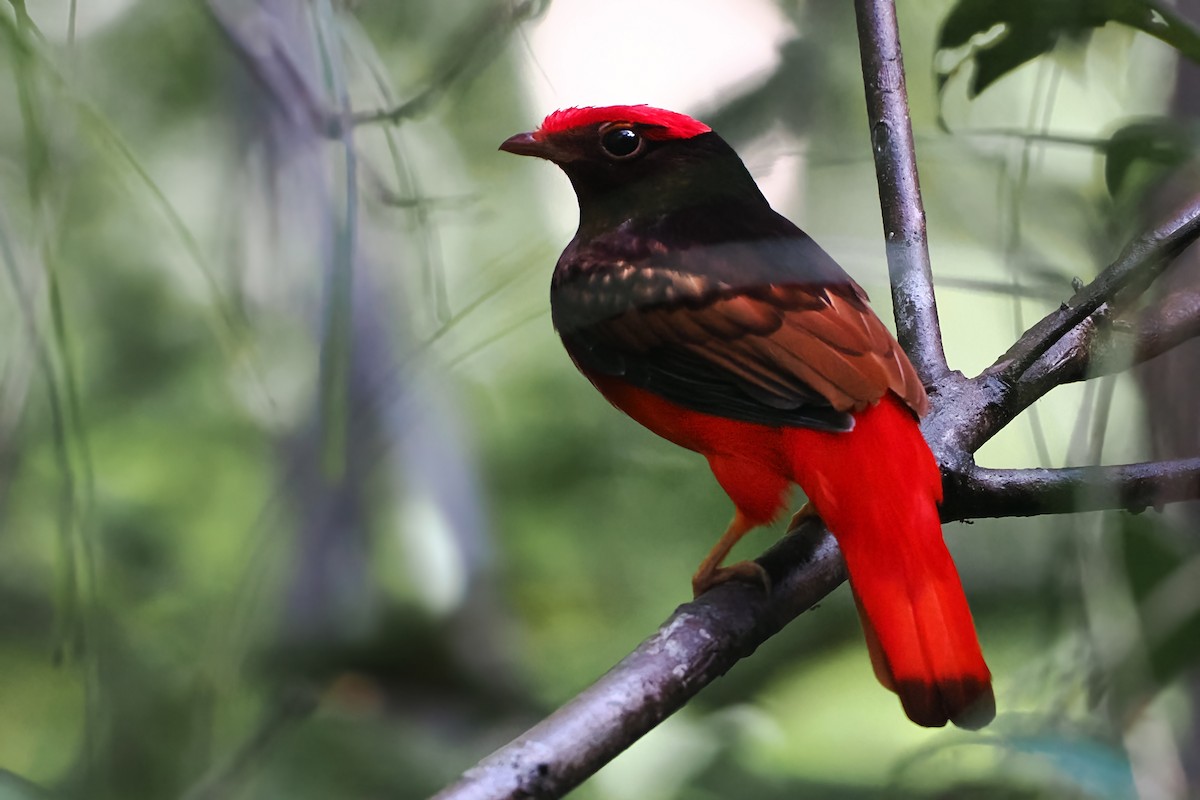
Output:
[{"left": 692, "top": 560, "right": 771, "bottom": 598}]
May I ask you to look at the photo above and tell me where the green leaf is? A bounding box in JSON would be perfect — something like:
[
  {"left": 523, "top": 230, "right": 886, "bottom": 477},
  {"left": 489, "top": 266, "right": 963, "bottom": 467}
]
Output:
[
  {"left": 1103, "top": 119, "right": 1198, "bottom": 199},
  {"left": 937, "top": 0, "right": 1200, "bottom": 98}
]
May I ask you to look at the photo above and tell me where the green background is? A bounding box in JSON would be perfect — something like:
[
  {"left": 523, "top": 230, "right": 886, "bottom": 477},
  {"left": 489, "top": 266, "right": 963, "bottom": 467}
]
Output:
[{"left": 0, "top": 1, "right": 1197, "bottom": 797}]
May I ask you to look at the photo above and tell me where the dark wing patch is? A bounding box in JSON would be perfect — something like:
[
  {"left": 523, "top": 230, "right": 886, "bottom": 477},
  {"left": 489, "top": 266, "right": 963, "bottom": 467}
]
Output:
[
  {"left": 550, "top": 222, "right": 928, "bottom": 430},
  {"left": 563, "top": 285, "right": 925, "bottom": 426},
  {"left": 562, "top": 325, "right": 852, "bottom": 431}
]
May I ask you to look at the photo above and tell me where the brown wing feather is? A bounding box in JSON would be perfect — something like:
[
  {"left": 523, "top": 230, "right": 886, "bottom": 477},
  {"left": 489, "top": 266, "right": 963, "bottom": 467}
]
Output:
[{"left": 594, "top": 284, "right": 927, "bottom": 417}]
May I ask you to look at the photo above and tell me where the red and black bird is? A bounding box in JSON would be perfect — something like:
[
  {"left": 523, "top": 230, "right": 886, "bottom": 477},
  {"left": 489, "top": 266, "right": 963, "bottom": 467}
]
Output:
[{"left": 501, "top": 105, "right": 994, "bottom": 729}]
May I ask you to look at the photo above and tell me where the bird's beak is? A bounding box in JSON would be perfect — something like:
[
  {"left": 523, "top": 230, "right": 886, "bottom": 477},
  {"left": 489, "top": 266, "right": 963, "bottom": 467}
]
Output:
[{"left": 499, "top": 131, "right": 553, "bottom": 159}]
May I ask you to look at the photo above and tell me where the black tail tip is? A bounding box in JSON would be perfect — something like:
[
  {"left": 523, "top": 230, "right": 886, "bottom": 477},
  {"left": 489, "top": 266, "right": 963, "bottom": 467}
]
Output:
[
  {"left": 896, "top": 677, "right": 996, "bottom": 730},
  {"left": 950, "top": 682, "right": 996, "bottom": 730}
]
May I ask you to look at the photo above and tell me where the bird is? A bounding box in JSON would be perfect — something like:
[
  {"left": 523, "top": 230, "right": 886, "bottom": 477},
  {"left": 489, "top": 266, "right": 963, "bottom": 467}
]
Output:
[{"left": 500, "top": 104, "right": 994, "bottom": 729}]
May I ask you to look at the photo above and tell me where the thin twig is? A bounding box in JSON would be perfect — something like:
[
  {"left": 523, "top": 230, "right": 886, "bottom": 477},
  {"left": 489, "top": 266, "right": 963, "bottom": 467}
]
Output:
[
  {"left": 180, "top": 687, "right": 319, "bottom": 800},
  {"left": 350, "top": 0, "right": 546, "bottom": 128},
  {"left": 208, "top": 0, "right": 547, "bottom": 137},
  {"left": 853, "top": 0, "right": 949, "bottom": 385},
  {"left": 987, "top": 192, "right": 1200, "bottom": 387},
  {"left": 1020, "top": 283, "right": 1200, "bottom": 392}
]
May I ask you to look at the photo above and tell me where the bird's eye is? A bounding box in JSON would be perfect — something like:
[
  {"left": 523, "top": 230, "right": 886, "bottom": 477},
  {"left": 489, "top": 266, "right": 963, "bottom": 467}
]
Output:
[{"left": 600, "top": 127, "right": 643, "bottom": 159}]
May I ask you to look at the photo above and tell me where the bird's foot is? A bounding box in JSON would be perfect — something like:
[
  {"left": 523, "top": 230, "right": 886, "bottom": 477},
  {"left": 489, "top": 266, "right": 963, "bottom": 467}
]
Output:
[{"left": 692, "top": 559, "right": 771, "bottom": 598}]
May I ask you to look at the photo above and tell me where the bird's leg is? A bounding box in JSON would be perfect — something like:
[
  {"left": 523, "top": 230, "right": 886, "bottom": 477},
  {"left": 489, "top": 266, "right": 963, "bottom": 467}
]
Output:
[
  {"left": 691, "top": 511, "right": 771, "bottom": 597},
  {"left": 788, "top": 502, "right": 819, "bottom": 532}
]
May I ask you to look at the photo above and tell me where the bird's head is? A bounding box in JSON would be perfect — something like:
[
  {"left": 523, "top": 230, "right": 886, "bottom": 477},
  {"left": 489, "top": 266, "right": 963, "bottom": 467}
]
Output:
[{"left": 501, "top": 105, "right": 766, "bottom": 229}]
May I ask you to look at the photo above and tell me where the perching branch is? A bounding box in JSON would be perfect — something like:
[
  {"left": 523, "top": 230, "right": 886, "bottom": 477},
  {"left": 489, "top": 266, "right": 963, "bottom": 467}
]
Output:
[
  {"left": 430, "top": 520, "right": 845, "bottom": 800},
  {"left": 854, "top": 0, "right": 949, "bottom": 386},
  {"left": 433, "top": 2, "right": 1200, "bottom": 798}
]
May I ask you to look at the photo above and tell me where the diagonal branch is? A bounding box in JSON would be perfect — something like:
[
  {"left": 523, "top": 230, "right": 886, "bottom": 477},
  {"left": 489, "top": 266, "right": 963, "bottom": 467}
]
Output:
[
  {"left": 1019, "top": 282, "right": 1200, "bottom": 393},
  {"left": 854, "top": 0, "right": 949, "bottom": 385},
  {"left": 986, "top": 192, "right": 1200, "bottom": 388},
  {"left": 431, "top": 520, "right": 845, "bottom": 800}
]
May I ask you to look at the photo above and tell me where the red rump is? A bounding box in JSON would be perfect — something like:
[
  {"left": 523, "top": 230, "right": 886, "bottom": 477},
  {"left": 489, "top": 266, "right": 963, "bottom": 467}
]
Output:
[
  {"left": 587, "top": 371, "right": 995, "bottom": 729},
  {"left": 536, "top": 105, "right": 712, "bottom": 141},
  {"left": 785, "top": 394, "right": 995, "bottom": 728}
]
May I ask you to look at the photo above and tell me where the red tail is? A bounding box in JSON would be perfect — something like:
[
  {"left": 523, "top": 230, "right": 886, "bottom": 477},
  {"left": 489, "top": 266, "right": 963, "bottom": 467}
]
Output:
[{"left": 787, "top": 395, "right": 994, "bottom": 728}]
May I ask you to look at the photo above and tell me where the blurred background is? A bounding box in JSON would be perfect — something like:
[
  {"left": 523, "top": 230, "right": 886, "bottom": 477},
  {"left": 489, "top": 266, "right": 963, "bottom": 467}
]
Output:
[{"left": 1, "top": 1, "right": 1199, "bottom": 797}]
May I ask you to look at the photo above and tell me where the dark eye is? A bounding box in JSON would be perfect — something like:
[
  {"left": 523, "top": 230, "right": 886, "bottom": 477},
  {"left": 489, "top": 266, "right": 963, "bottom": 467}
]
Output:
[{"left": 600, "top": 127, "right": 643, "bottom": 159}]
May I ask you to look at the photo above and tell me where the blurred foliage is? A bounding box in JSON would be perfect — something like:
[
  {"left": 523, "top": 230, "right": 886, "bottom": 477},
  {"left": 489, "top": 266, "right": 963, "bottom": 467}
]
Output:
[
  {"left": 0, "top": 0, "right": 1198, "bottom": 799},
  {"left": 1102, "top": 118, "right": 1198, "bottom": 199},
  {"left": 936, "top": 0, "right": 1200, "bottom": 98}
]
